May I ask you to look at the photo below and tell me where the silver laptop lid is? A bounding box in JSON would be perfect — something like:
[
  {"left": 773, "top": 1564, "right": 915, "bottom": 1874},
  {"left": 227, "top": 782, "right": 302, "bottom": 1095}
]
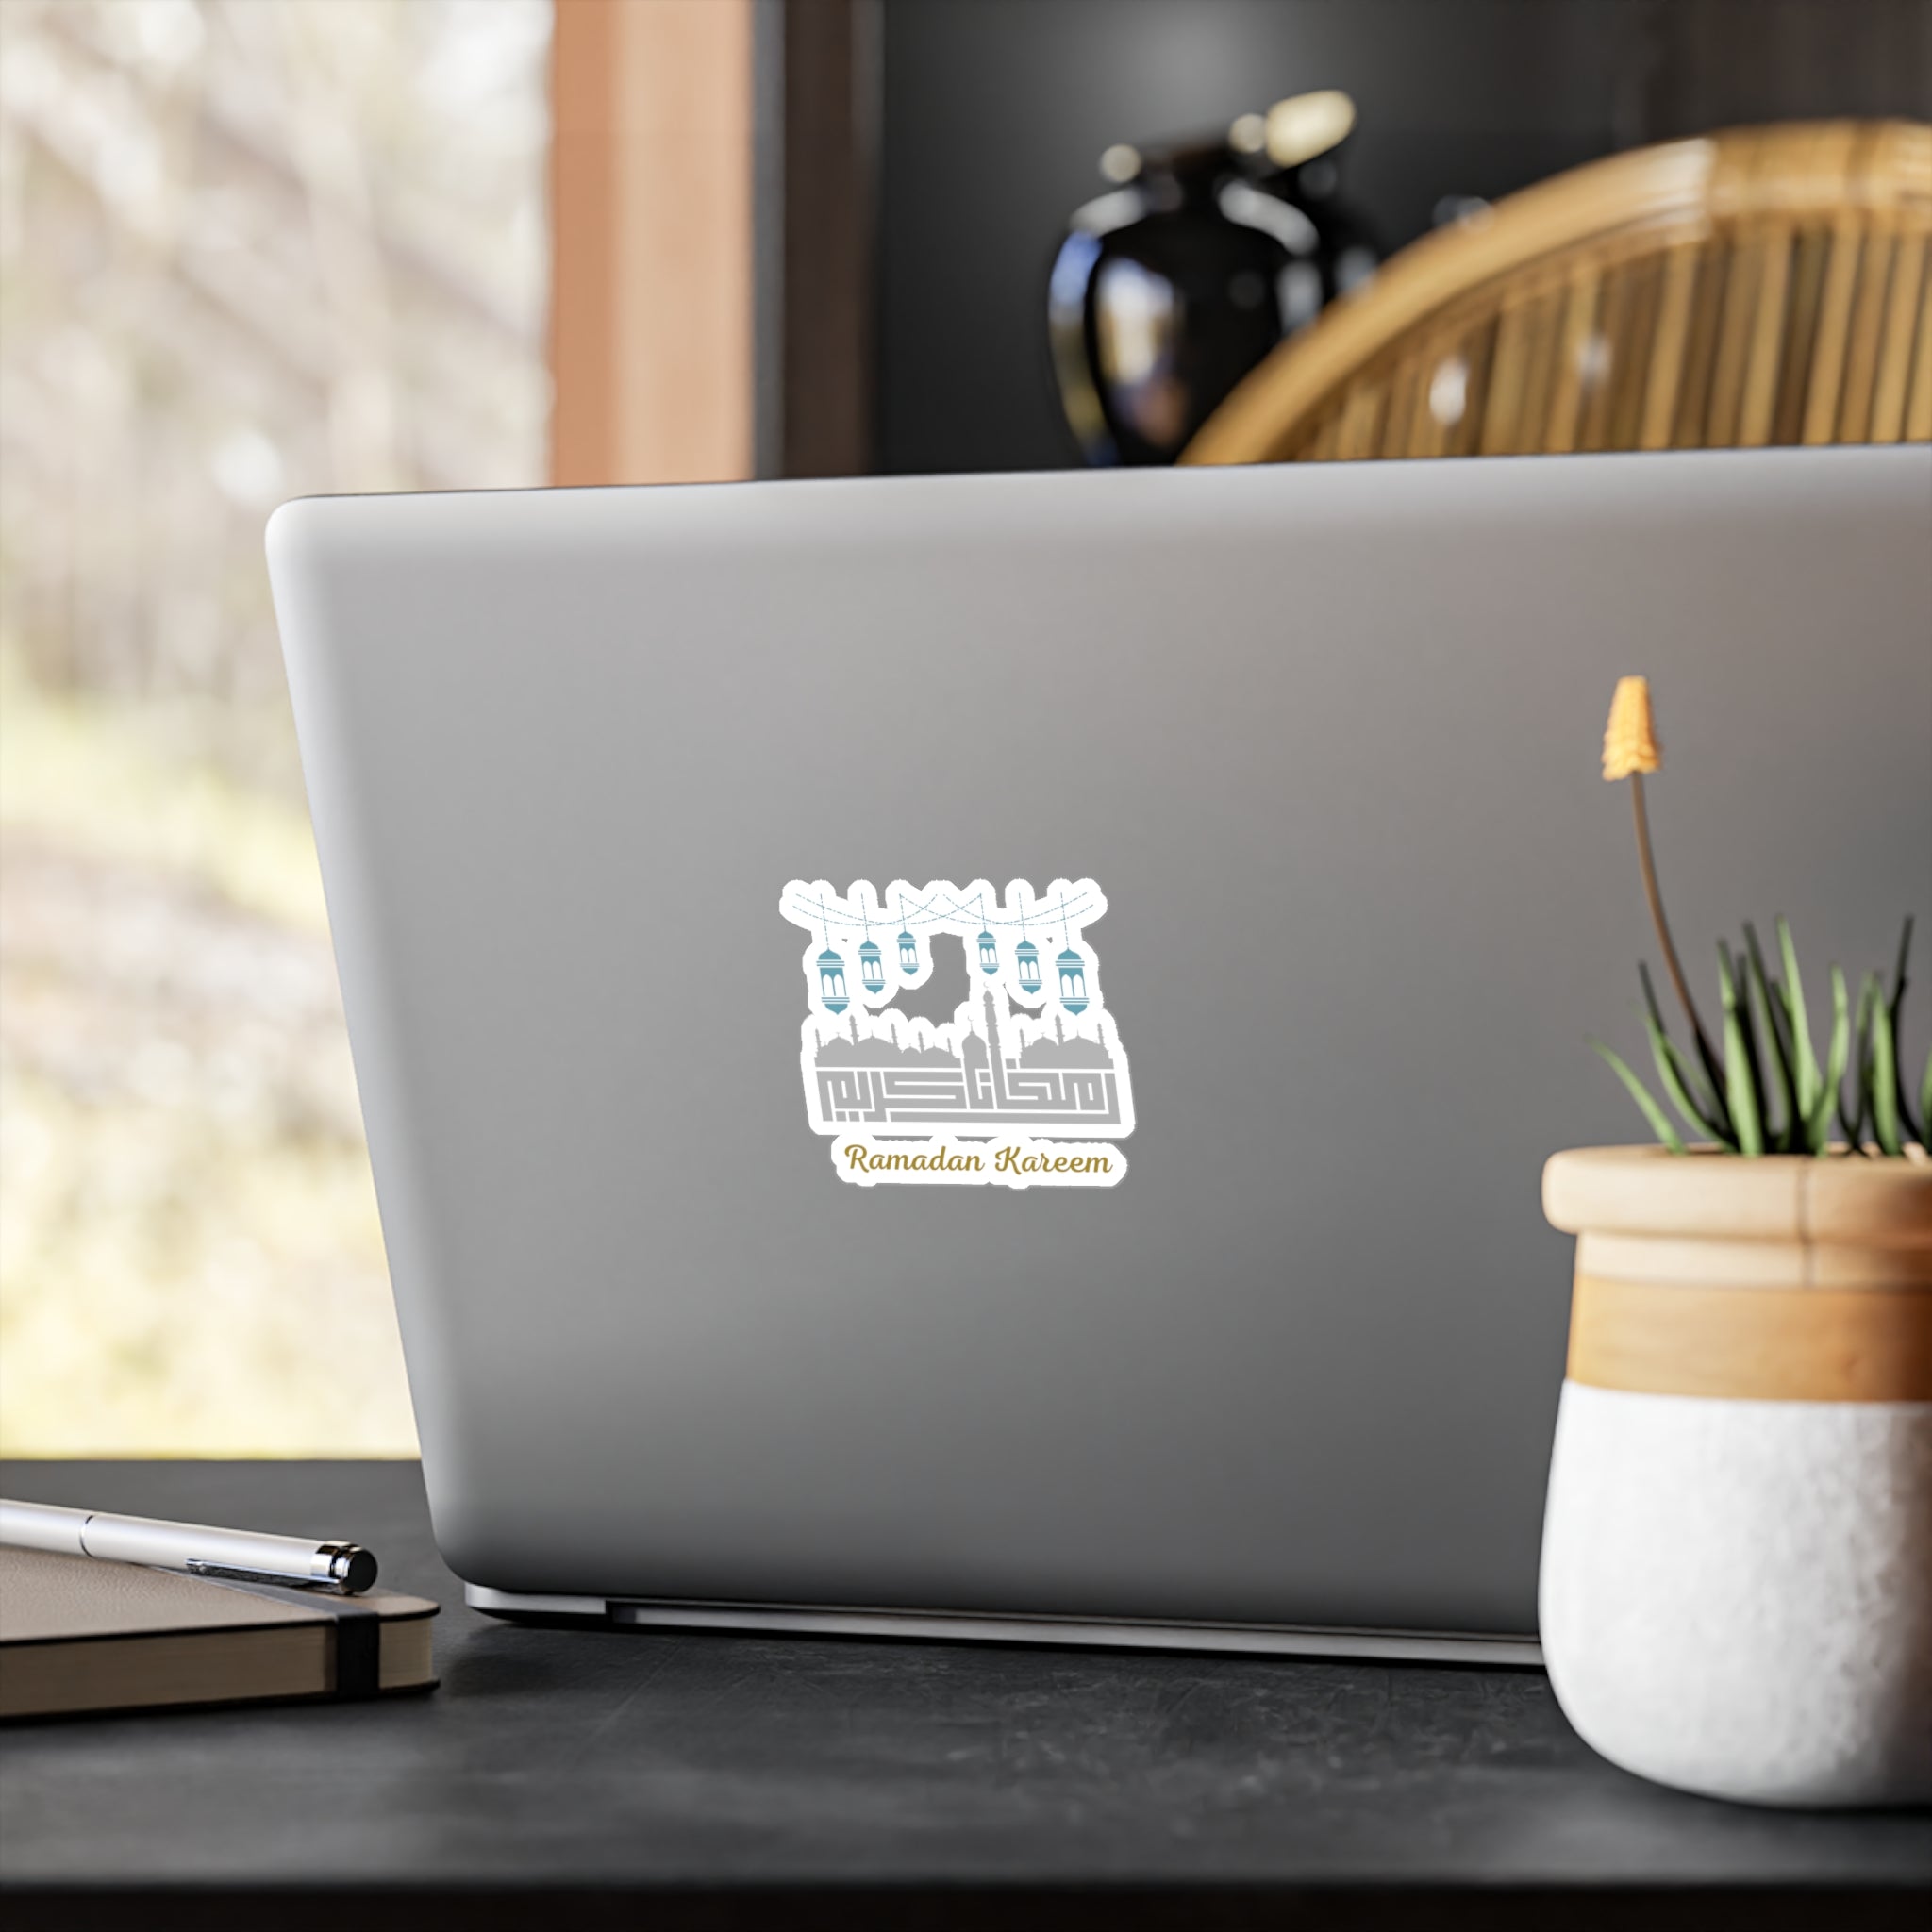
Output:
[{"left": 267, "top": 447, "right": 1931, "bottom": 1637}]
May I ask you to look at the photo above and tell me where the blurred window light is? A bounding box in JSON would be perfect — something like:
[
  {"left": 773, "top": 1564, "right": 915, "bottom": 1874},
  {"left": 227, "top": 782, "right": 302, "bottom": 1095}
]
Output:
[
  {"left": 210, "top": 428, "right": 285, "bottom": 508},
  {"left": 1428, "top": 354, "right": 1470, "bottom": 426},
  {"left": 0, "top": 0, "right": 551, "bottom": 1456},
  {"left": 1278, "top": 261, "right": 1324, "bottom": 335},
  {"left": 1218, "top": 178, "right": 1318, "bottom": 258},
  {"left": 1094, "top": 257, "right": 1177, "bottom": 389},
  {"left": 1227, "top": 113, "right": 1266, "bottom": 157}
]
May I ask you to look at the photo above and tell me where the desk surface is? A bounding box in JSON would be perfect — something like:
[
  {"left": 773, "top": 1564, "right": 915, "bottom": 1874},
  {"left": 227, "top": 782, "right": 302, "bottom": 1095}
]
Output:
[{"left": 1, "top": 1460, "right": 1926, "bottom": 1931}]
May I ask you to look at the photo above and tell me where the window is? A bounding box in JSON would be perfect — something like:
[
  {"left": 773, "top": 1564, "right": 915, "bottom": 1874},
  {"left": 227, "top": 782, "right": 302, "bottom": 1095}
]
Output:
[{"left": 0, "top": 0, "right": 551, "bottom": 1453}]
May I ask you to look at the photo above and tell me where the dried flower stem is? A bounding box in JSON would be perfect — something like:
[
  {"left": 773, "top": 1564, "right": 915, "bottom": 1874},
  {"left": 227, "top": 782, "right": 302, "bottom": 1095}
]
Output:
[{"left": 1629, "top": 772, "right": 1717, "bottom": 1079}]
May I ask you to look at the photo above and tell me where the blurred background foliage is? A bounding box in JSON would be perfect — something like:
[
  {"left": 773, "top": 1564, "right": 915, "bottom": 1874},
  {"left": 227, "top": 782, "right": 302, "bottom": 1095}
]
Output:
[{"left": 0, "top": 0, "right": 551, "bottom": 1452}]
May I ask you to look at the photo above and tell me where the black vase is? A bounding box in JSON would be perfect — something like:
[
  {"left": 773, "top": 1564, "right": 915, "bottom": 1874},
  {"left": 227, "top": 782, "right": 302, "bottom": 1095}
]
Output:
[{"left": 1048, "top": 99, "right": 1378, "bottom": 466}]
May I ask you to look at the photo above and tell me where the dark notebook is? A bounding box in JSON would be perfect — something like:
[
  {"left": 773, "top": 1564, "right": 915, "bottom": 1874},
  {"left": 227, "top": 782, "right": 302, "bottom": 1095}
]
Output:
[{"left": 0, "top": 1545, "right": 437, "bottom": 1719}]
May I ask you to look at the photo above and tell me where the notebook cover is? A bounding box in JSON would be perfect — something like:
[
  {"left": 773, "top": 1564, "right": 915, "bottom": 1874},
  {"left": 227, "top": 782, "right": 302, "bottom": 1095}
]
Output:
[{"left": 0, "top": 1545, "right": 437, "bottom": 1719}]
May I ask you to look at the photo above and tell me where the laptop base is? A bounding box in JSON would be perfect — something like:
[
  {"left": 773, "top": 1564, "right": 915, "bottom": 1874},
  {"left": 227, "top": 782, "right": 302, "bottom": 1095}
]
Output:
[{"left": 466, "top": 1586, "right": 1542, "bottom": 1665}]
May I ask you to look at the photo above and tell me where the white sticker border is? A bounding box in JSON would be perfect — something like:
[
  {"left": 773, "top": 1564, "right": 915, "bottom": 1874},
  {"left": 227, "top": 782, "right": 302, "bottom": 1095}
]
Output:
[{"left": 779, "top": 876, "right": 1136, "bottom": 1187}]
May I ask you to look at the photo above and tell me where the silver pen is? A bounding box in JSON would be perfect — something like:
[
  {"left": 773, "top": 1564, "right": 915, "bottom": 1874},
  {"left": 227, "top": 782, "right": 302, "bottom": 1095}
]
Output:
[{"left": 0, "top": 1499, "right": 378, "bottom": 1594}]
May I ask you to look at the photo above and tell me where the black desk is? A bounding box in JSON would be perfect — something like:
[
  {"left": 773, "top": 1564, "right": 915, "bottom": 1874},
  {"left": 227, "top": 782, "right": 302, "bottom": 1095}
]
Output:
[{"left": 2, "top": 1461, "right": 1926, "bottom": 1930}]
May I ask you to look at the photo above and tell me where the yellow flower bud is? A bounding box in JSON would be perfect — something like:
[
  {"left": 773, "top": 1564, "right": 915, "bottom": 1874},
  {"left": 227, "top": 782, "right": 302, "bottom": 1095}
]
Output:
[{"left": 1603, "top": 675, "right": 1661, "bottom": 780}]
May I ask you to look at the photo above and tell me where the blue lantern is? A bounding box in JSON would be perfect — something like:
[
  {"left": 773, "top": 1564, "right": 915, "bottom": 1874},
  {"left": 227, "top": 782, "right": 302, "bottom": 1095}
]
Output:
[
  {"left": 1016, "top": 938, "right": 1041, "bottom": 994},
  {"left": 898, "top": 928, "right": 918, "bottom": 974},
  {"left": 818, "top": 948, "right": 849, "bottom": 1013},
  {"left": 1058, "top": 947, "right": 1088, "bottom": 1014},
  {"left": 974, "top": 894, "right": 999, "bottom": 974},
  {"left": 859, "top": 938, "right": 884, "bottom": 993}
]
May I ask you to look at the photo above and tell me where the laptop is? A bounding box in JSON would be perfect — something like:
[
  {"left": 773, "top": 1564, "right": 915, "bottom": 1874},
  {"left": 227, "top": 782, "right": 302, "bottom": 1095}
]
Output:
[{"left": 267, "top": 445, "right": 1931, "bottom": 1663}]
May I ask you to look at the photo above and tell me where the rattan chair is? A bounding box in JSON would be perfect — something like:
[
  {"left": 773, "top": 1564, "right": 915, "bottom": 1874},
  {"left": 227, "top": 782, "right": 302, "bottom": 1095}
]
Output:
[{"left": 1182, "top": 121, "right": 1932, "bottom": 465}]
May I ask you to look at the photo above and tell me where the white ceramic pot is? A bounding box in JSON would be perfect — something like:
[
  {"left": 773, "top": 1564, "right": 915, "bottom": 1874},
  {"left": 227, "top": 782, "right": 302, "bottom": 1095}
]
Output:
[{"left": 1540, "top": 1147, "right": 1932, "bottom": 1808}]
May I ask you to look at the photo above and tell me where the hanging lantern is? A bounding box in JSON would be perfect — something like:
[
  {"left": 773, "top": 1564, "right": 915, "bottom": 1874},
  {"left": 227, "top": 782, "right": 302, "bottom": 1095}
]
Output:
[
  {"left": 859, "top": 938, "right": 885, "bottom": 993},
  {"left": 898, "top": 928, "right": 918, "bottom": 974},
  {"left": 1058, "top": 947, "right": 1088, "bottom": 1014},
  {"left": 974, "top": 893, "right": 999, "bottom": 974},
  {"left": 1016, "top": 938, "right": 1041, "bottom": 994},
  {"left": 818, "top": 948, "right": 849, "bottom": 1013}
]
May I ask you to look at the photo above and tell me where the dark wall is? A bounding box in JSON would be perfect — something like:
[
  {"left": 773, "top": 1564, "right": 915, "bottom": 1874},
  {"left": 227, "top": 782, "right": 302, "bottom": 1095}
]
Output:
[{"left": 874, "top": 0, "right": 1932, "bottom": 475}]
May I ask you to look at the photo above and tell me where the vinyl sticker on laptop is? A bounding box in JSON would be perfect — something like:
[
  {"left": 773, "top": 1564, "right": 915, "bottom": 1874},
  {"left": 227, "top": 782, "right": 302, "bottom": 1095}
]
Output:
[{"left": 779, "top": 878, "right": 1134, "bottom": 1189}]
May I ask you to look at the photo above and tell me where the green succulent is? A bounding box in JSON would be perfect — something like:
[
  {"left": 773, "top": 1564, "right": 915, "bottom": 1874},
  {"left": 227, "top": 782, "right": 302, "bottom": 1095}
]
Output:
[
  {"left": 1594, "top": 675, "right": 1926, "bottom": 1158},
  {"left": 1594, "top": 915, "right": 1929, "bottom": 1157}
]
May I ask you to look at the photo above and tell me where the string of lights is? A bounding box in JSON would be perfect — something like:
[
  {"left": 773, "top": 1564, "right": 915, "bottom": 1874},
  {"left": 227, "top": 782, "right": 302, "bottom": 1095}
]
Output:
[{"left": 780, "top": 886, "right": 1101, "bottom": 936}]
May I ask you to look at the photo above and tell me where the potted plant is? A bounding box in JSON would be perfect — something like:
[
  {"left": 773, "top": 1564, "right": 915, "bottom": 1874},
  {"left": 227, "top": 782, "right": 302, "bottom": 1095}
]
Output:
[{"left": 1539, "top": 676, "right": 1931, "bottom": 1808}]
